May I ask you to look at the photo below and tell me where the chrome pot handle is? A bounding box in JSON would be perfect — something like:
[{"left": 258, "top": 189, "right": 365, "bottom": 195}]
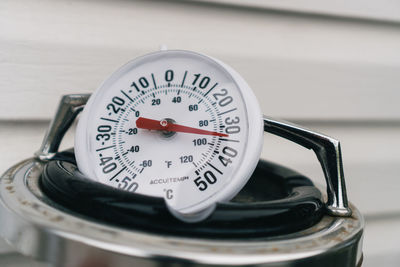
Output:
[
  {"left": 35, "top": 94, "right": 352, "bottom": 217},
  {"left": 263, "top": 116, "right": 352, "bottom": 217},
  {"left": 35, "top": 94, "right": 90, "bottom": 160}
]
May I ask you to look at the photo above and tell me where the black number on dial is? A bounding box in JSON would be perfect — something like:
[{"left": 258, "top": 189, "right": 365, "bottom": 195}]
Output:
[
  {"left": 96, "top": 125, "right": 111, "bottom": 141},
  {"left": 218, "top": 146, "right": 238, "bottom": 167},
  {"left": 118, "top": 176, "right": 138, "bottom": 192},
  {"left": 165, "top": 70, "right": 174, "bottom": 82},
  {"left": 194, "top": 171, "right": 217, "bottom": 191},
  {"left": 192, "top": 74, "right": 210, "bottom": 89}
]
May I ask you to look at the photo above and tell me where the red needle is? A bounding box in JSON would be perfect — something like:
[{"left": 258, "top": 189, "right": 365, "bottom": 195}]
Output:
[{"left": 136, "top": 117, "right": 229, "bottom": 137}]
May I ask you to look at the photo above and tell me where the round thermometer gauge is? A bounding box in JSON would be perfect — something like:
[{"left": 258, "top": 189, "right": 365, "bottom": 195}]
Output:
[{"left": 75, "top": 50, "right": 263, "bottom": 221}]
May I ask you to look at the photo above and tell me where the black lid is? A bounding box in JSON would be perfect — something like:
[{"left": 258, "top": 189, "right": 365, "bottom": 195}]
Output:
[{"left": 40, "top": 150, "right": 324, "bottom": 239}]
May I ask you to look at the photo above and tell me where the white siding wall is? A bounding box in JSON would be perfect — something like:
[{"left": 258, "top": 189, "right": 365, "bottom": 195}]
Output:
[{"left": 1, "top": 0, "right": 399, "bottom": 266}]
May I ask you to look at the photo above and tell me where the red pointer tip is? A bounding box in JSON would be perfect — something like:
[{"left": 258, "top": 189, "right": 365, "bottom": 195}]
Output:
[{"left": 136, "top": 117, "right": 229, "bottom": 137}]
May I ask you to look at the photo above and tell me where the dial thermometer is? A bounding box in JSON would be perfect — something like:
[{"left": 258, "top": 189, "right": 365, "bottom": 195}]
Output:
[{"left": 75, "top": 50, "right": 263, "bottom": 221}]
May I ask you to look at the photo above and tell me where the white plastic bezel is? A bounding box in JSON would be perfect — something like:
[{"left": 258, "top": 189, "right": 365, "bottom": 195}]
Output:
[{"left": 75, "top": 50, "right": 263, "bottom": 222}]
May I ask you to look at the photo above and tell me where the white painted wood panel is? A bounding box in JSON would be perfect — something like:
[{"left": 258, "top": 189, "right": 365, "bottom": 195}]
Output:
[
  {"left": 193, "top": 0, "right": 400, "bottom": 23},
  {"left": 1, "top": 0, "right": 400, "bottom": 120},
  {"left": 363, "top": 215, "right": 400, "bottom": 266}
]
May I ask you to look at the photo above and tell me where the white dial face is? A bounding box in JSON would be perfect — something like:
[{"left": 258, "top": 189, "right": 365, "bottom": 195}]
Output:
[{"left": 75, "top": 50, "right": 262, "bottom": 215}]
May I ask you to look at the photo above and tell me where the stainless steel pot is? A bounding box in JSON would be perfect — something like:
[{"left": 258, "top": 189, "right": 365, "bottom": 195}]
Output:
[{"left": 0, "top": 95, "right": 364, "bottom": 267}]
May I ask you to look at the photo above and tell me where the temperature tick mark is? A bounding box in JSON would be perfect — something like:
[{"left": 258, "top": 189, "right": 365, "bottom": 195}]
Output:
[
  {"left": 151, "top": 73, "right": 157, "bottom": 88},
  {"left": 140, "top": 167, "right": 144, "bottom": 174},
  {"left": 114, "top": 156, "right": 120, "bottom": 160},
  {"left": 129, "top": 90, "right": 132, "bottom": 93},
  {"left": 102, "top": 142, "right": 104, "bottom": 145},
  {"left": 152, "top": 93, "right": 155, "bottom": 98},
  {"left": 119, "top": 141, "right": 126, "bottom": 144},
  {"left": 99, "top": 154, "right": 103, "bottom": 157},
  {"left": 122, "top": 152, "right": 128, "bottom": 156},
  {"left": 96, "top": 145, "right": 115, "bottom": 152},
  {"left": 177, "top": 89, "right": 181, "bottom": 95},
  {"left": 198, "top": 99, "right": 203, "bottom": 104},
  {"left": 195, "top": 170, "right": 199, "bottom": 175},
  {"left": 192, "top": 162, "right": 198, "bottom": 168},
  {"left": 207, "top": 162, "right": 223, "bottom": 175},
  {"left": 101, "top": 117, "right": 118, "bottom": 123},
  {"left": 121, "top": 90, "right": 134, "bottom": 102},
  {"left": 141, "top": 91, "right": 145, "bottom": 95},
  {"left": 204, "top": 83, "right": 218, "bottom": 97},
  {"left": 109, "top": 167, "right": 127, "bottom": 181},
  {"left": 181, "top": 71, "right": 187, "bottom": 86},
  {"left": 115, "top": 179, "right": 119, "bottom": 182},
  {"left": 192, "top": 86, "right": 197, "bottom": 91}
]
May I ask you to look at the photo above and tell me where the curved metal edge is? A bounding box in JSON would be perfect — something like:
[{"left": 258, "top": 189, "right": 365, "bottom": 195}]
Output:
[
  {"left": 263, "top": 116, "right": 352, "bottom": 217},
  {"left": 34, "top": 94, "right": 90, "bottom": 161},
  {"left": 0, "top": 159, "right": 363, "bottom": 267}
]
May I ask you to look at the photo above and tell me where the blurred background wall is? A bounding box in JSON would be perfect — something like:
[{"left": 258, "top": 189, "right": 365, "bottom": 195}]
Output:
[{"left": 0, "top": 0, "right": 399, "bottom": 266}]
